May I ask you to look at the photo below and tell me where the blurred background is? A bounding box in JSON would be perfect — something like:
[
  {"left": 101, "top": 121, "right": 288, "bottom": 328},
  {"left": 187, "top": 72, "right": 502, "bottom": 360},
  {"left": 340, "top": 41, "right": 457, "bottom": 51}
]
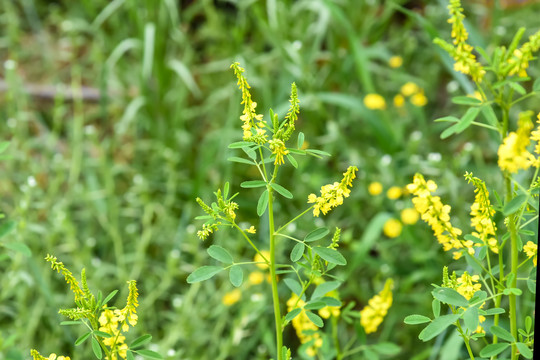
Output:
[{"left": 0, "top": 0, "right": 539, "bottom": 359}]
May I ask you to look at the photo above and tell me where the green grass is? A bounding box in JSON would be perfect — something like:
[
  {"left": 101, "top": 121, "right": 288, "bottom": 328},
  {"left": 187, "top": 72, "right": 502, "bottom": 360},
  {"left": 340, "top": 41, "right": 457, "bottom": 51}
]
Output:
[{"left": 0, "top": 0, "right": 538, "bottom": 359}]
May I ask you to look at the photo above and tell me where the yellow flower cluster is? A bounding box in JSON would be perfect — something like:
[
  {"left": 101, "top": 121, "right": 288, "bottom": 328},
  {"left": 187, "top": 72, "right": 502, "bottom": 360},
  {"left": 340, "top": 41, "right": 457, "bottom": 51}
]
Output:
[
  {"left": 506, "top": 30, "right": 540, "bottom": 77},
  {"left": 287, "top": 294, "right": 323, "bottom": 357},
  {"left": 308, "top": 166, "right": 358, "bottom": 217},
  {"left": 435, "top": 0, "right": 485, "bottom": 82},
  {"left": 31, "top": 350, "right": 70, "bottom": 360},
  {"left": 465, "top": 173, "right": 498, "bottom": 254},
  {"left": 399, "top": 82, "right": 428, "bottom": 107},
  {"left": 231, "top": 63, "right": 268, "bottom": 143},
  {"left": 407, "top": 174, "right": 472, "bottom": 260},
  {"left": 269, "top": 138, "right": 289, "bottom": 165},
  {"left": 498, "top": 112, "right": 536, "bottom": 173},
  {"left": 524, "top": 241, "right": 537, "bottom": 266},
  {"left": 364, "top": 93, "right": 386, "bottom": 110},
  {"left": 456, "top": 271, "right": 481, "bottom": 300},
  {"left": 45, "top": 254, "right": 85, "bottom": 302},
  {"left": 359, "top": 279, "right": 393, "bottom": 334}
]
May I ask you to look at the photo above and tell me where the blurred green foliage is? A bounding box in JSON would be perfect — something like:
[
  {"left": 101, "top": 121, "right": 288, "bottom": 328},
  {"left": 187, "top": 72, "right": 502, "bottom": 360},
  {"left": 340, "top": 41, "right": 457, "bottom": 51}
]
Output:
[{"left": 0, "top": 0, "right": 538, "bottom": 359}]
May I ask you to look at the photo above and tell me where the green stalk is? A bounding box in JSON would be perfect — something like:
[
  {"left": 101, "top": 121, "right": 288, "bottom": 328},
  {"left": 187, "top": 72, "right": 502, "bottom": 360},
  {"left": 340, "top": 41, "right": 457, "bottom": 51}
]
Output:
[
  {"left": 268, "top": 185, "right": 283, "bottom": 360},
  {"left": 506, "top": 176, "right": 519, "bottom": 360}
]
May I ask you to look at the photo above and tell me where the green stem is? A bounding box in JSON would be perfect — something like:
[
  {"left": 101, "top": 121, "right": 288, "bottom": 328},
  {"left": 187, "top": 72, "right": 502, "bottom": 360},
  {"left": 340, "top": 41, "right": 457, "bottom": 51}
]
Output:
[
  {"left": 332, "top": 315, "right": 343, "bottom": 360},
  {"left": 268, "top": 184, "right": 283, "bottom": 360},
  {"left": 505, "top": 175, "right": 518, "bottom": 360},
  {"left": 275, "top": 206, "right": 314, "bottom": 235}
]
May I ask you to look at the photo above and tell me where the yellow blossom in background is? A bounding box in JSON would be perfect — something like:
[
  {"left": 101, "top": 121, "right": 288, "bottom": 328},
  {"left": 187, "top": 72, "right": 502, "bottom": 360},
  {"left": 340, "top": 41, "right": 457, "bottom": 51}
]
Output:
[
  {"left": 222, "top": 289, "right": 241, "bottom": 306},
  {"left": 411, "top": 91, "right": 428, "bottom": 107},
  {"left": 318, "top": 289, "right": 341, "bottom": 319},
  {"left": 254, "top": 251, "right": 270, "bottom": 269},
  {"left": 530, "top": 113, "right": 540, "bottom": 165},
  {"left": 468, "top": 91, "right": 482, "bottom": 101},
  {"left": 524, "top": 241, "right": 537, "bottom": 266},
  {"left": 287, "top": 294, "right": 323, "bottom": 356},
  {"left": 498, "top": 112, "right": 535, "bottom": 173},
  {"left": 360, "top": 279, "right": 393, "bottom": 334},
  {"left": 389, "top": 56, "right": 403, "bottom": 68},
  {"left": 364, "top": 93, "right": 386, "bottom": 110},
  {"left": 31, "top": 351, "right": 71, "bottom": 360},
  {"left": 383, "top": 218, "right": 402, "bottom": 238},
  {"left": 400, "top": 82, "right": 420, "bottom": 97},
  {"left": 393, "top": 94, "right": 405, "bottom": 108},
  {"left": 308, "top": 166, "right": 358, "bottom": 217},
  {"left": 401, "top": 208, "right": 419, "bottom": 225},
  {"left": 248, "top": 271, "right": 264, "bottom": 285},
  {"left": 368, "top": 181, "right": 383, "bottom": 196},
  {"left": 387, "top": 186, "right": 402, "bottom": 199}
]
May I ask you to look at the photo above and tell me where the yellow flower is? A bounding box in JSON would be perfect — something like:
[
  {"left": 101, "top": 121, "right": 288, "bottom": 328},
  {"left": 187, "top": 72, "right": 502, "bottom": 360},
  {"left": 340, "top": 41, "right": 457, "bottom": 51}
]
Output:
[
  {"left": 411, "top": 91, "right": 428, "bottom": 107},
  {"left": 248, "top": 271, "right": 264, "bottom": 285},
  {"left": 287, "top": 294, "right": 323, "bottom": 356},
  {"left": 456, "top": 272, "right": 481, "bottom": 300},
  {"left": 468, "top": 91, "right": 482, "bottom": 101},
  {"left": 269, "top": 138, "right": 289, "bottom": 165},
  {"left": 389, "top": 56, "right": 403, "bottom": 68},
  {"left": 524, "top": 241, "right": 537, "bottom": 266},
  {"left": 368, "top": 181, "right": 383, "bottom": 196},
  {"left": 222, "top": 289, "right": 241, "bottom": 306},
  {"left": 400, "top": 82, "right": 420, "bottom": 97},
  {"left": 364, "top": 93, "right": 386, "bottom": 110},
  {"left": 308, "top": 166, "right": 358, "bottom": 217},
  {"left": 360, "top": 279, "right": 393, "bottom": 334},
  {"left": 386, "top": 186, "right": 402, "bottom": 199},
  {"left": 465, "top": 173, "right": 498, "bottom": 254},
  {"left": 400, "top": 208, "right": 419, "bottom": 225},
  {"left": 246, "top": 226, "right": 256, "bottom": 234},
  {"left": 393, "top": 94, "right": 405, "bottom": 108},
  {"left": 254, "top": 251, "right": 270, "bottom": 269},
  {"left": 383, "top": 218, "right": 402, "bottom": 238},
  {"left": 498, "top": 112, "right": 535, "bottom": 173},
  {"left": 31, "top": 351, "right": 71, "bottom": 360}
]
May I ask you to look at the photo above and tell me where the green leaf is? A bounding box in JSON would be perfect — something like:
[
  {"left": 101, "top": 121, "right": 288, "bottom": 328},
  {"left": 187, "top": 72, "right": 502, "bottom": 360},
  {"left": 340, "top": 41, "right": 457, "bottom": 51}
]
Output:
[
  {"left": 186, "top": 266, "right": 224, "bottom": 283},
  {"left": 516, "top": 342, "right": 533, "bottom": 359},
  {"left": 484, "top": 308, "right": 505, "bottom": 315},
  {"left": 312, "top": 247, "right": 347, "bottom": 265},
  {"left": 126, "top": 352, "right": 135, "bottom": 360},
  {"left": 297, "top": 132, "right": 305, "bottom": 148},
  {"left": 228, "top": 141, "right": 254, "bottom": 149},
  {"left": 92, "top": 336, "right": 102, "bottom": 359},
  {"left": 481, "top": 105, "right": 498, "bottom": 127},
  {"left": 60, "top": 321, "right": 83, "bottom": 326},
  {"left": 287, "top": 154, "right": 298, "bottom": 168},
  {"left": 440, "top": 124, "right": 459, "bottom": 139},
  {"left": 305, "top": 311, "right": 324, "bottom": 327},
  {"left": 93, "top": 331, "right": 112, "bottom": 338},
  {"left": 288, "top": 148, "right": 306, "bottom": 155},
  {"left": 455, "top": 107, "right": 481, "bottom": 134},
  {"left": 304, "top": 301, "right": 327, "bottom": 310},
  {"left": 311, "top": 281, "right": 341, "bottom": 300},
  {"left": 506, "top": 273, "right": 515, "bottom": 288},
  {"left": 290, "top": 242, "right": 305, "bottom": 262},
  {"left": 434, "top": 116, "right": 459, "bottom": 123},
  {"left": 2, "top": 242, "right": 31, "bottom": 257},
  {"left": 207, "top": 245, "right": 233, "bottom": 264},
  {"left": 508, "top": 81, "right": 526, "bottom": 95},
  {"left": 257, "top": 189, "right": 269, "bottom": 216},
  {"left": 503, "top": 194, "right": 527, "bottom": 216},
  {"left": 131, "top": 334, "right": 152, "bottom": 349},
  {"left": 503, "top": 288, "right": 522, "bottom": 296},
  {"left": 270, "top": 183, "right": 293, "bottom": 199},
  {"left": 136, "top": 350, "right": 163, "bottom": 359},
  {"left": 285, "top": 308, "right": 302, "bottom": 321},
  {"left": 320, "top": 296, "right": 341, "bottom": 307},
  {"left": 0, "top": 142, "right": 9, "bottom": 154},
  {"left": 371, "top": 342, "right": 400, "bottom": 356},
  {"left": 305, "top": 227, "right": 329, "bottom": 242},
  {"left": 418, "top": 314, "right": 461, "bottom": 341},
  {"left": 432, "top": 299, "right": 440, "bottom": 318},
  {"left": 404, "top": 315, "right": 431, "bottom": 325},
  {"left": 229, "top": 265, "right": 243, "bottom": 287},
  {"left": 227, "top": 156, "right": 254, "bottom": 165},
  {"left": 534, "top": 77, "right": 540, "bottom": 92},
  {"left": 75, "top": 332, "right": 92, "bottom": 346},
  {"left": 305, "top": 149, "right": 331, "bottom": 157},
  {"left": 452, "top": 96, "right": 482, "bottom": 106},
  {"left": 479, "top": 343, "right": 510, "bottom": 357},
  {"left": 490, "top": 325, "right": 515, "bottom": 342},
  {"left": 283, "top": 278, "right": 303, "bottom": 297},
  {"left": 102, "top": 290, "right": 119, "bottom": 306},
  {"left": 431, "top": 288, "right": 469, "bottom": 307},
  {"left": 241, "top": 180, "right": 267, "bottom": 188},
  {"left": 463, "top": 307, "right": 479, "bottom": 333},
  {"left": 0, "top": 221, "right": 16, "bottom": 239},
  {"left": 223, "top": 182, "right": 229, "bottom": 199}
]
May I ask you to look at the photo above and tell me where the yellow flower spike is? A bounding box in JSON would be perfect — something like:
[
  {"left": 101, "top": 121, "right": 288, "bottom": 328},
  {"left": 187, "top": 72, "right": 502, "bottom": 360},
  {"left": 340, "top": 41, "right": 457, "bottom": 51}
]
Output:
[
  {"left": 368, "top": 181, "right": 383, "bottom": 196},
  {"left": 287, "top": 294, "right": 322, "bottom": 354},
  {"left": 364, "top": 93, "right": 386, "bottom": 110},
  {"left": 383, "top": 218, "right": 402, "bottom": 238},
  {"left": 389, "top": 56, "right": 403, "bottom": 68},
  {"left": 45, "top": 255, "right": 85, "bottom": 302},
  {"left": 456, "top": 272, "right": 481, "bottom": 300},
  {"left": 308, "top": 166, "right": 358, "bottom": 217},
  {"left": 222, "top": 289, "right": 241, "bottom": 306},
  {"left": 498, "top": 112, "right": 535, "bottom": 173},
  {"left": 386, "top": 186, "right": 402, "bottom": 199},
  {"left": 360, "top": 279, "right": 393, "bottom": 334},
  {"left": 31, "top": 350, "right": 71, "bottom": 360},
  {"left": 269, "top": 139, "right": 289, "bottom": 165},
  {"left": 524, "top": 241, "right": 537, "bottom": 266}
]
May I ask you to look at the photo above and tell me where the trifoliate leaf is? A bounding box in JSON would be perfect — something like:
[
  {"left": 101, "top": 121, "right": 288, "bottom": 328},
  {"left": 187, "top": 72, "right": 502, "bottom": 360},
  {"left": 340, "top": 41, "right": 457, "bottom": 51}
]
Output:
[
  {"left": 187, "top": 266, "right": 224, "bottom": 283},
  {"left": 305, "top": 311, "right": 324, "bottom": 327},
  {"left": 490, "top": 325, "right": 515, "bottom": 342},
  {"left": 418, "top": 314, "right": 461, "bottom": 341},
  {"left": 404, "top": 315, "right": 431, "bottom": 325},
  {"left": 479, "top": 343, "right": 510, "bottom": 357}
]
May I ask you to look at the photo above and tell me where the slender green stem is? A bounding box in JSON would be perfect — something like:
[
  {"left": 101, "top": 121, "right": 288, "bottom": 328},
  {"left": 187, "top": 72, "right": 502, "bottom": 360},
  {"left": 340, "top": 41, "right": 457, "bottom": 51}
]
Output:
[
  {"left": 456, "top": 324, "right": 475, "bottom": 360},
  {"left": 505, "top": 175, "right": 518, "bottom": 360},
  {"left": 332, "top": 315, "right": 343, "bottom": 360},
  {"left": 268, "top": 184, "right": 283, "bottom": 360},
  {"left": 275, "top": 206, "right": 314, "bottom": 234}
]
